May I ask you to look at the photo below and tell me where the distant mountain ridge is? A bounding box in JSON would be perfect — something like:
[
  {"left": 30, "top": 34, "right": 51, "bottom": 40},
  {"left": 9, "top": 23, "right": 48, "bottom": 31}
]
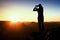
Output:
[
  {"left": 0, "top": 21, "right": 60, "bottom": 30},
  {"left": 0, "top": 21, "right": 60, "bottom": 40}
]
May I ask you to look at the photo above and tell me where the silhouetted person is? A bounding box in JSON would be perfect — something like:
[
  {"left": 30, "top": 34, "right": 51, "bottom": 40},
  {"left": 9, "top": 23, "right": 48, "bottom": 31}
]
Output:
[
  {"left": 33, "top": 4, "right": 44, "bottom": 32},
  {"left": 33, "top": 4, "right": 44, "bottom": 40}
]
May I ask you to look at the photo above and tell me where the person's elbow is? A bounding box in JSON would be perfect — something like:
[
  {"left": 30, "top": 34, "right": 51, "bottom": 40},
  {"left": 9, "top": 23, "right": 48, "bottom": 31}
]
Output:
[{"left": 33, "top": 8, "right": 37, "bottom": 11}]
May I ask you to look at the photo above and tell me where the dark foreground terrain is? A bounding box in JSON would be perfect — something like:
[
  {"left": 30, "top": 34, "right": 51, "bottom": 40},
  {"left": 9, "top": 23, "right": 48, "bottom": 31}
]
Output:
[{"left": 0, "top": 21, "right": 60, "bottom": 40}]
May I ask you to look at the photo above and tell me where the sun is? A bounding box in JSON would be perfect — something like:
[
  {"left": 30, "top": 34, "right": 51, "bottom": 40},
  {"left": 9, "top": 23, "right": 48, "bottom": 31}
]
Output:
[
  {"left": 11, "top": 17, "right": 18, "bottom": 22},
  {"left": 10, "top": 16, "right": 19, "bottom": 22}
]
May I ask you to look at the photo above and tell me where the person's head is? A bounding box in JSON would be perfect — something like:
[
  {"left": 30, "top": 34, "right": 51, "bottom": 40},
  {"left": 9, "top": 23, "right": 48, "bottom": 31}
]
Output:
[{"left": 39, "top": 4, "right": 42, "bottom": 7}]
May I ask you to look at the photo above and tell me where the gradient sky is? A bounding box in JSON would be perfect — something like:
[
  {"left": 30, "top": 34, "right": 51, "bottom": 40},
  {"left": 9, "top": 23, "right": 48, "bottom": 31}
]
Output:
[{"left": 0, "top": 0, "right": 60, "bottom": 22}]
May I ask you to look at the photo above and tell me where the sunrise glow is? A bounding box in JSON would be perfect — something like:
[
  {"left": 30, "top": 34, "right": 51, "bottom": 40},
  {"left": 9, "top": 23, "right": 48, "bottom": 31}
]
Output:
[
  {"left": 9, "top": 16, "right": 19, "bottom": 22},
  {"left": 0, "top": 0, "right": 60, "bottom": 22}
]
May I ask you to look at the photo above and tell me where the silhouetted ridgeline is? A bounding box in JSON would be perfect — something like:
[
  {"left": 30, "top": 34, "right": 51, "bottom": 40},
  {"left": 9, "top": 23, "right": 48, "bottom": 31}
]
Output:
[
  {"left": 0, "top": 21, "right": 60, "bottom": 31},
  {"left": 0, "top": 21, "right": 60, "bottom": 40}
]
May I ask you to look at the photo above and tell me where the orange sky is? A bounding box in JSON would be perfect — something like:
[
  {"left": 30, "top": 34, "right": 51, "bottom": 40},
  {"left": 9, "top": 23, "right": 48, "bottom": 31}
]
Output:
[{"left": 0, "top": 0, "right": 60, "bottom": 22}]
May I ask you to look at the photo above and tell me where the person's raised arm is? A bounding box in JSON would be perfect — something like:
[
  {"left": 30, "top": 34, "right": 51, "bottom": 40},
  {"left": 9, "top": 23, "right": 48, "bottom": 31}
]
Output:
[{"left": 33, "top": 5, "right": 39, "bottom": 11}]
